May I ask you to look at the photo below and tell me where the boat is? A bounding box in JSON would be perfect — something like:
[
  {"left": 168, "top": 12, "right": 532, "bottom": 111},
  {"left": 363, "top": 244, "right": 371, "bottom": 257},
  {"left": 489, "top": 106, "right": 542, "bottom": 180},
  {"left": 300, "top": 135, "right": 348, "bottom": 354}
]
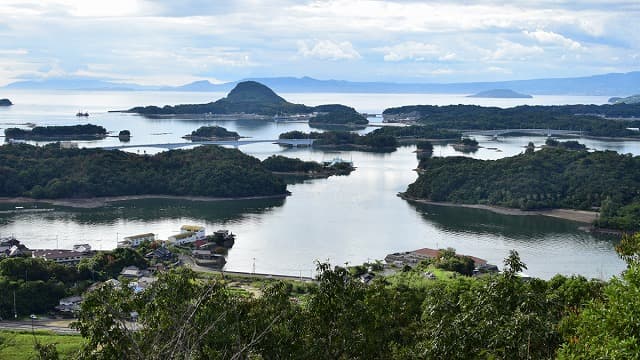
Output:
[{"left": 76, "top": 111, "right": 89, "bottom": 117}]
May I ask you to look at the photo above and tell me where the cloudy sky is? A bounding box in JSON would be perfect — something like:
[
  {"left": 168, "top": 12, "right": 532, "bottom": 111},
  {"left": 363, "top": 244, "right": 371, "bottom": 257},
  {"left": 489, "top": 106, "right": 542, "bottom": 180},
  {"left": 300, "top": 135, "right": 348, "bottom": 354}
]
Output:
[{"left": 0, "top": 0, "right": 638, "bottom": 86}]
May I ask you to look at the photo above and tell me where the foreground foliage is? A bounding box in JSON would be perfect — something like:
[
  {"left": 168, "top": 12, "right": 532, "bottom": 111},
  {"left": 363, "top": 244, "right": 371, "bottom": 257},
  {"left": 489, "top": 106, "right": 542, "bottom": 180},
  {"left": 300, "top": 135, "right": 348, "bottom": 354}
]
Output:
[
  {"left": 70, "top": 249, "right": 614, "bottom": 359},
  {"left": 0, "top": 143, "right": 286, "bottom": 199}
]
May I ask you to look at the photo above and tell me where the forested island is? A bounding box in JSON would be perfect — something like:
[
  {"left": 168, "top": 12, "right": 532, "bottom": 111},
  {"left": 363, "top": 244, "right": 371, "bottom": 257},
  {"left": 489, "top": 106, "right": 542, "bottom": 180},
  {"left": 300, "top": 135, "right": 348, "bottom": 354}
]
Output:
[
  {"left": 125, "top": 81, "right": 369, "bottom": 126},
  {"left": 4, "top": 124, "right": 107, "bottom": 140},
  {"left": 0, "top": 98, "right": 12, "bottom": 106},
  {"left": 467, "top": 89, "right": 532, "bottom": 98},
  {"left": 382, "top": 103, "right": 640, "bottom": 137},
  {"left": 0, "top": 143, "right": 287, "bottom": 199},
  {"left": 279, "top": 130, "right": 397, "bottom": 152},
  {"left": 404, "top": 146, "right": 640, "bottom": 230},
  {"left": 309, "top": 104, "right": 368, "bottom": 128},
  {"left": 127, "top": 81, "right": 310, "bottom": 116},
  {"left": 183, "top": 126, "right": 240, "bottom": 140},
  {"left": 452, "top": 137, "right": 479, "bottom": 152},
  {"left": 262, "top": 155, "right": 354, "bottom": 178},
  {"left": 371, "top": 125, "right": 461, "bottom": 140}
]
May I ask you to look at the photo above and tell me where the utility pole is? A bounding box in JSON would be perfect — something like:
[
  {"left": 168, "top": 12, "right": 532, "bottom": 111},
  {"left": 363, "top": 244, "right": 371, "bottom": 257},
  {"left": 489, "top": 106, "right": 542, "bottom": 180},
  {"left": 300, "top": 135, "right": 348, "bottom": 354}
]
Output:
[
  {"left": 13, "top": 291, "right": 17, "bottom": 319},
  {"left": 252, "top": 257, "right": 256, "bottom": 274}
]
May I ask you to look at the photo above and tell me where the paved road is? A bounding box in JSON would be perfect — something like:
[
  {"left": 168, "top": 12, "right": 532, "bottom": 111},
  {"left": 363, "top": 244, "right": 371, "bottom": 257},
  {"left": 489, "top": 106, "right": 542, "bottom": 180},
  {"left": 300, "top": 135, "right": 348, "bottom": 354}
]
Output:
[
  {"left": 179, "top": 254, "right": 315, "bottom": 282},
  {"left": 0, "top": 320, "right": 79, "bottom": 335}
]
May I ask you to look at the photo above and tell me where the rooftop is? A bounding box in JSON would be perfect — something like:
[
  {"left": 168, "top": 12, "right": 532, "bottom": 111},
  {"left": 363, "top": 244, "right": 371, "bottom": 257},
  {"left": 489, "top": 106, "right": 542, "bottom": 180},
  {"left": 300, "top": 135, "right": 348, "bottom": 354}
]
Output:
[
  {"left": 181, "top": 225, "right": 204, "bottom": 232},
  {"left": 124, "top": 233, "right": 155, "bottom": 240},
  {"left": 32, "top": 249, "right": 91, "bottom": 260}
]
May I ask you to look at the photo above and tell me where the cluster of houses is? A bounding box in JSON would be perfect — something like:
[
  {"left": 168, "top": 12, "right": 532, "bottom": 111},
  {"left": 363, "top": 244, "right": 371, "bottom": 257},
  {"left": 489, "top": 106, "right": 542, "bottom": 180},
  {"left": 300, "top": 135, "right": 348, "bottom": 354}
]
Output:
[
  {"left": 117, "top": 225, "right": 235, "bottom": 268},
  {"left": 32, "top": 244, "right": 95, "bottom": 265}
]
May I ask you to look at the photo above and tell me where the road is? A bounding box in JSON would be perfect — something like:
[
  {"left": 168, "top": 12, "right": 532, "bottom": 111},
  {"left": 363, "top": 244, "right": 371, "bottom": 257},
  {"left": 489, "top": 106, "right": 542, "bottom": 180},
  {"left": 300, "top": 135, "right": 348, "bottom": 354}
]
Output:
[
  {"left": 0, "top": 320, "right": 79, "bottom": 335},
  {"left": 179, "top": 254, "right": 315, "bottom": 282}
]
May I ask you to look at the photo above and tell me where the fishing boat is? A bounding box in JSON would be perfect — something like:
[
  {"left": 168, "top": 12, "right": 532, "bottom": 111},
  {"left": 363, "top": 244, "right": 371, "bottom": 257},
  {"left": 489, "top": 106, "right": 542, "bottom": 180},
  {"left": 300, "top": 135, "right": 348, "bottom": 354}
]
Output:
[{"left": 76, "top": 111, "right": 89, "bottom": 117}]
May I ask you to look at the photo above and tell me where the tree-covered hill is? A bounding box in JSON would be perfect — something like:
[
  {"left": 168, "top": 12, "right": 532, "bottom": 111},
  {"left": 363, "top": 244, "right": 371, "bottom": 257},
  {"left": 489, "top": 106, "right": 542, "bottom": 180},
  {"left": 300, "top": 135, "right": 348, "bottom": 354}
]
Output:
[
  {"left": 405, "top": 147, "right": 640, "bottom": 230},
  {"left": 309, "top": 105, "right": 368, "bottom": 127},
  {"left": 279, "top": 130, "right": 397, "bottom": 152},
  {"left": 126, "top": 82, "right": 368, "bottom": 126},
  {"left": 127, "top": 81, "right": 314, "bottom": 116},
  {"left": 184, "top": 126, "right": 240, "bottom": 140},
  {"left": 0, "top": 143, "right": 287, "bottom": 199},
  {"left": 0, "top": 98, "right": 12, "bottom": 106},
  {"left": 382, "top": 104, "right": 640, "bottom": 137}
]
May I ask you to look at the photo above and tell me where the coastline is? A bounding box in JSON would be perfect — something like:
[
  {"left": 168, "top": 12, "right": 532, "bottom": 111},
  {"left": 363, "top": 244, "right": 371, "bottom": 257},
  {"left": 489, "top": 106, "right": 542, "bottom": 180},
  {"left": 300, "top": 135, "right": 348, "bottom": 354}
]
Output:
[
  {"left": 398, "top": 194, "right": 598, "bottom": 224},
  {"left": 0, "top": 193, "right": 289, "bottom": 209}
]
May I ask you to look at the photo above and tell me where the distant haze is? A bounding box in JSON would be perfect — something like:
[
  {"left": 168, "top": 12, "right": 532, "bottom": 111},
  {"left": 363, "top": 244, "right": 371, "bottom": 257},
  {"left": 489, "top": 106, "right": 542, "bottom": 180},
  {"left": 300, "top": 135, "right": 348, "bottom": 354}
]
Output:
[{"left": 4, "top": 71, "right": 640, "bottom": 96}]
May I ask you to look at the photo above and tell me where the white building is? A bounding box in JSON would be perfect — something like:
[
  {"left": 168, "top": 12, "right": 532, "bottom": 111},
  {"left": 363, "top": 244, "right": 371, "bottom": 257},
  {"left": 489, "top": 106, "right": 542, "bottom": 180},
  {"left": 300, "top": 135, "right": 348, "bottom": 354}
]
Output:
[
  {"left": 118, "top": 233, "right": 156, "bottom": 248},
  {"left": 168, "top": 225, "right": 205, "bottom": 245}
]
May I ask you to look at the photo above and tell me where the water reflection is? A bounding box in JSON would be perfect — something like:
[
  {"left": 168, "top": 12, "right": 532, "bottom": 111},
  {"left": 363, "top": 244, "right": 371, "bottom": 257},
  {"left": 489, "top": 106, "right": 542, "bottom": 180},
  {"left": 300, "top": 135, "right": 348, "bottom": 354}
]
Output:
[{"left": 1, "top": 198, "right": 285, "bottom": 226}]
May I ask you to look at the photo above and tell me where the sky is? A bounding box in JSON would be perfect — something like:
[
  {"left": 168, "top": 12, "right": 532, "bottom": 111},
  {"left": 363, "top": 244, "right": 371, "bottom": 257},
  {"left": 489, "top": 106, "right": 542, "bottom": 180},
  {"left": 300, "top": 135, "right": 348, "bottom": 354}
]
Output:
[{"left": 0, "top": 0, "right": 639, "bottom": 86}]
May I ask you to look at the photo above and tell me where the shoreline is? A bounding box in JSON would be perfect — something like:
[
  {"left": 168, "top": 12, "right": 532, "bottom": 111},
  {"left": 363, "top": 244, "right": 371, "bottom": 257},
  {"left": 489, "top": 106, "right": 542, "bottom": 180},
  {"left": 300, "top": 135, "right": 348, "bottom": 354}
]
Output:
[
  {"left": 0, "top": 193, "right": 289, "bottom": 209},
  {"left": 398, "top": 194, "right": 598, "bottom": 224}
]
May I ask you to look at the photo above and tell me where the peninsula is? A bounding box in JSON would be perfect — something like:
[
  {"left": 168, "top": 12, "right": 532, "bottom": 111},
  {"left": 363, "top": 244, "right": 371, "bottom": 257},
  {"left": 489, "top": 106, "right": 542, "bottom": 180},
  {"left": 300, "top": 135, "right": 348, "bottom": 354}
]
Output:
[
  {"left": 125, "top": 81, "right": 369, "bottom": 127},
  {"left": 403, "top": 146, "right": 640, "bottom": 231},
  {"left": 0, "top": 98, "right": 12, "bottom": 106},
  {"left": 382, "top": 103, "right": 640, "bottom": 138},
  {"left": 0, "top": 143, "right": 287, "bottom": 200},
  {"left": 467, "top": 89, "right": 532, "bottom": 98}
]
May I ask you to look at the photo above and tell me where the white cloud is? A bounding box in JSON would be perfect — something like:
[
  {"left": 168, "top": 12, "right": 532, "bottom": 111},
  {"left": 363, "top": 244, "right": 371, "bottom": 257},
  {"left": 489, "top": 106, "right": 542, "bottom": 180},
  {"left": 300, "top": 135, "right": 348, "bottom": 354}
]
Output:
[
  {"left": 297, "top": 40, "right": 361, "bottom": 61},
  {"left": 0, "top": 0, "right": 637, "bottom": 84},
  {"left": 524, "top": 29, "right": 583, "bottom": 50},
  {"left": 488, "top": 40, "right": 544, "bottom": 61},
  {"left": 0, "top": 48, "right": 28, "bottom": 55},
  {"left": 376, "top": 41, "right": 441, "bottom": 62}
]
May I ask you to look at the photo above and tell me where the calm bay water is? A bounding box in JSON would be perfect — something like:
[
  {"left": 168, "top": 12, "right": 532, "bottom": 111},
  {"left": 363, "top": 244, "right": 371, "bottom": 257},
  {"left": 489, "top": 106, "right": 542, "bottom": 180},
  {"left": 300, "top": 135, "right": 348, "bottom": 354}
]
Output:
[{"left": 0, "top": 90, "right": 631, "bottom": 279}]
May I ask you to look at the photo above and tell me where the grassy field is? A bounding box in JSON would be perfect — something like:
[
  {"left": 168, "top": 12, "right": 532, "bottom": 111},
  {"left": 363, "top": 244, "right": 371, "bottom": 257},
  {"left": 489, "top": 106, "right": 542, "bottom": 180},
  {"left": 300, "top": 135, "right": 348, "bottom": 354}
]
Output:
[{"left": 0, "top": 330, "right": 84, "bottom": 359}]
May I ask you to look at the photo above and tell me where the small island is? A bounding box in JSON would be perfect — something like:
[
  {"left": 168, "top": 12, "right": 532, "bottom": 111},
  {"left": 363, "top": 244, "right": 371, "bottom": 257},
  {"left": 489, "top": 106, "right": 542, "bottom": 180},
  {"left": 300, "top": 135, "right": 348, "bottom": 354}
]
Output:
[
  {"left": 451, "top": 138, "right": 479, "bottom": 152},
  {"left": 4, "top": 124, "right": 107, "bottom": 140},
  {"left": 262, "top": 155, "right": 354, "bottom": 178},
  {"left": 309, "top": 104, "right": 368, "bottom": 128},
  {"left": 544, "top": 138, "right": 587, "bottom": 151},
  {"left": 467, "top": 89, "right": 532, "bottom": 98},
  {"left": 182, "top": 126, "right": 240, "bottom": 141},
  {"left": 118, "top": 130, "right": 131, "bottom": 142},
  {"left": 279, "top": 130, "right": 397, "bottom": 152},
  {"left": 0, "top": 98, "right": 13, "bottom": 106}
]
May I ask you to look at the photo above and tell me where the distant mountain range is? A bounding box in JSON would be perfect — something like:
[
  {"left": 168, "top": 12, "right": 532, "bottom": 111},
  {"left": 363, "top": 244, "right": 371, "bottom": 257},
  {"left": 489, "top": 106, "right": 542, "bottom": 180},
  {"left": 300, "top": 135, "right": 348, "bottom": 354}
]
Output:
[{"left": 4, "top": 71, "right": 640, "bottom": 96}]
